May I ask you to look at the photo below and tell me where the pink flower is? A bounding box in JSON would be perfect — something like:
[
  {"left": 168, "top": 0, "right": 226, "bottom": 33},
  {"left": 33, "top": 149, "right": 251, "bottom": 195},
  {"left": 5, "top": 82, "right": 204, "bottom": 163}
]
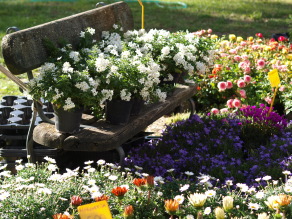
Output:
[
  {"left": 256, "top": 33, "right": 263, "bottom": 38},
  {"left": 243, "top": 66, "right": 251, "bottom": 74},
  {"left": 257, "top": 59, "right": 266, "bottom": 69},
  {"left": 234, "top": 55, "right": 241, "bottom": 62},
  {"left": 229, "top": 49, "right": 237, "bottom": 54},
  {"left": 279, "top": 86, "right": 285, "bottom": 92},
  {"left": 227, "top": 99, "right": 234, "bottom": 108},
  {"left": 240, "top": 41, "right": 247, "bottom": 46},
  {"left": 232, "top": 99, "right": 241, "bottom": 108},
  {"left": 264, "top": 96, "right": 272, "bottom": 104},
  {"left": 226, "top": 81, "right": 233, "bottom": 89},
  {"left": 243, "top": 75, "right": 251, "bottom": 83},
  {"left": 220, "top": 108, "right": 229, "bottom": 114},
  {"left": 217, "top": 82, "right": 227, "bottom": 91},
  {"left": 239, "top": 89, "right": 246, "bottom": 98},
  {"left": 211, "top": 108, "right": 219, "bottom": 114},
  {"left": 278, "top": 36, "right": 287, "bottom": 42},
  {"left": 207, "top": 29, "right": 212, "bottom": 34},
  {"left": 237, "top": 79, "right": 246, "bottom": 88},
  {"left": 214, "top": 64, "right": 222, "bottom": 68}
]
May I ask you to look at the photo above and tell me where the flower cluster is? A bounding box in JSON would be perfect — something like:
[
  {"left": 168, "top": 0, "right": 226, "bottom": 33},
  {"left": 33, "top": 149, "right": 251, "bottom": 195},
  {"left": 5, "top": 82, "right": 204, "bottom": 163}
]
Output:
[
  {"left": 1, "top": 157, "right": 292, "bottom": 218},
  {"left": 194, "top": 32, "right": 292, "bottom": 115}
]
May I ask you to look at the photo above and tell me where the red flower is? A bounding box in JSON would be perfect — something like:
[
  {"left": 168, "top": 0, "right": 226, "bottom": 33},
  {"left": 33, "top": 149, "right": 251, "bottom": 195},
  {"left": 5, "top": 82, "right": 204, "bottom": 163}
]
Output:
[
  {"left": 133, "top": 178, "right": 147, "bottom": 187},
  {"left": 123, "top": 205, "right": 134, "bottom": 218},
  {"left": 94, "top": 194, "right": 110, "bottom": 202},
  {"left": 278, "top": 36, "right": 287, "bottom": 42},
  {"left": 70, "top": 195, "right": 83, "bottom": 206},
  {"left": 111, "top": 186, "right": 128, "bottom": 197},
  {"left": 255, "top": 33, "right": 263, "bottom": 38}
]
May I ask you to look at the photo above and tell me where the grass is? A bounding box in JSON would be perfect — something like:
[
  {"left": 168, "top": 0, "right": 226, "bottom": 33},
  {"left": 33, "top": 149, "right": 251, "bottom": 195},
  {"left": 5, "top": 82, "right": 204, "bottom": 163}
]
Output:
[{"left": 0, "top": 0, "right": 291, "bottom": 97}]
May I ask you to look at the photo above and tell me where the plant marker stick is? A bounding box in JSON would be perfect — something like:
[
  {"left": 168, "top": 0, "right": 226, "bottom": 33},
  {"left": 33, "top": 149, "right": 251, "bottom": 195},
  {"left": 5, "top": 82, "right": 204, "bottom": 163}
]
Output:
[
  {"left": 137, "top": 0, "right": 144, "bottom": 29},
  {"left": 268, "top": 84, "right": 279, "bottom": 116}
]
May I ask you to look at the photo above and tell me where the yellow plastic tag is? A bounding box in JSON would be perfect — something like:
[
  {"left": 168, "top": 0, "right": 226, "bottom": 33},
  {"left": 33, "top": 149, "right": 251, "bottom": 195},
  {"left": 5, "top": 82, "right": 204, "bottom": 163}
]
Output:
[
  {"left": 78, "top": 201, "right": 112, "bottom": 219},
  {"left": 268, "top": 69, "right": 281, "bottom": 87}
]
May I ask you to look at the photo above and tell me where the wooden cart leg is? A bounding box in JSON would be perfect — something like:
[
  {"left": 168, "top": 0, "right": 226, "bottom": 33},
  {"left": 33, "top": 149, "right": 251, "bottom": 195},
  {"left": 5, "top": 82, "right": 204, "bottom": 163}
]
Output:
[
  {"left": 26, "top": 103, "right": 37, "bottom": 163},
  {"left": 116, "top": 146, "right": 125, "bottom": 167},
  {"left": 188, "top": 98, "right": 196, "bottom": 118}
]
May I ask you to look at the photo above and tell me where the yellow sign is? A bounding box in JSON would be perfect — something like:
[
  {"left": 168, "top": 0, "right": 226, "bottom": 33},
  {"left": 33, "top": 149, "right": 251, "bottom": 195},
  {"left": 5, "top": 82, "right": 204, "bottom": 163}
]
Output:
[
  {"left": 78, "top": 201, "right": 112, "bottom": 219},
  {"left": 268, "top": 69, "right": 281, "bottom": 87},
  {"left": 137, "top": 0, "right": 145, "bottom": 29}
]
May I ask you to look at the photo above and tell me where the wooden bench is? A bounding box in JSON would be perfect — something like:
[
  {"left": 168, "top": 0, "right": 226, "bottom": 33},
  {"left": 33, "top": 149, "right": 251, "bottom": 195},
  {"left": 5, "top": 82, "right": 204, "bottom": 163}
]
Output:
[{"left": 1, "top": 1, "right": 196, "bottom": 165}]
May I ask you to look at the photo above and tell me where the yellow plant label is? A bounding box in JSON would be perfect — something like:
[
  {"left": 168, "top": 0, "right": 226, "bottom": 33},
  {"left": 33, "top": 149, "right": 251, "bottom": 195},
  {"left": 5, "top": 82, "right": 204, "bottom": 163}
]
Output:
[
  {"left": 78, "top": 201, "right": 112, "bottom": 219},
  {"left": 268, "top": 69, "right": 281, "bottom": 87}
]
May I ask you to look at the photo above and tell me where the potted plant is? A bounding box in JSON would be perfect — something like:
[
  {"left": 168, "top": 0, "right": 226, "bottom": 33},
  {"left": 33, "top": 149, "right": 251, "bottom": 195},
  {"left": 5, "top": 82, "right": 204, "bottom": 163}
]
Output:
[{"left": 28, "top": 28, "right": 104, "bottom": 133}]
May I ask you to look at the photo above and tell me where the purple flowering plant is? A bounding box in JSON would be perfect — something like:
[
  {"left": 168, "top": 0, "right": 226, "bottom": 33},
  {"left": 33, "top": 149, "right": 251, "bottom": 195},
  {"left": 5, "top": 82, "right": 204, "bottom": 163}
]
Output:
[{"left": 125, "top": 109, "right": 291, "bottom": 187}]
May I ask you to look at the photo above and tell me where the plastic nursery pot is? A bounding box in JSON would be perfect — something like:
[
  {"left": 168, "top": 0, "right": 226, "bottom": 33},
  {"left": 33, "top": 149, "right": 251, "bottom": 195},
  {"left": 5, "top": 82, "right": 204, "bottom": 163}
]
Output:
[
  {"left": 105, "top": 99, "right": 133, "bottom": 125},
  {"left": 53, "top": 105, "right": 83, "bottom": 134}
]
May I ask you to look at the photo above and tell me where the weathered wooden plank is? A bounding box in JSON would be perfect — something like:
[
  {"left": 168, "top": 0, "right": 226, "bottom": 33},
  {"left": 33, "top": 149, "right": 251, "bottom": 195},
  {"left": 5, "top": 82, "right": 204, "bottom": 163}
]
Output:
[
  {"left": 33, "top": 84, "right": 197, "bottom": 151},
  {"left": 1, "top": 1, "right": 133, "bottom": 75}
]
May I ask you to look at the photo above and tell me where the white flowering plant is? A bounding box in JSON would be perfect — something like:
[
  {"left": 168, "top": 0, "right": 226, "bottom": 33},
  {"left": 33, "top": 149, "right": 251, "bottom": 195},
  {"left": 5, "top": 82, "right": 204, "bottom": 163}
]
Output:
[
  {"left": 121, "top": 28, "right": 217, "bottom": 83},
  {"left": 1, "top": 158, "right": 292, "bottom": 218},
  {"left": 87, "top": 51, "right": 167, "bottom": 103},
  {"left": 28, "top": 28, "right": 106, "bottom": 112}
]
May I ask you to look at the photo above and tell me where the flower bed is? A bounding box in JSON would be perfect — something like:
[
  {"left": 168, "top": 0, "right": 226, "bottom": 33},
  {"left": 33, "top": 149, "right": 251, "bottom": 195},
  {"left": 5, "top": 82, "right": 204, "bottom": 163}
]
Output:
[
  {"left": 193, "top": 32, "right": 292, "bottom": 116},
  {"left": 125, "top": 106, "right": 291, "bottom": 187},
  {"left": 1, "top": 156, "right": 292, "bottom": 218}
]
